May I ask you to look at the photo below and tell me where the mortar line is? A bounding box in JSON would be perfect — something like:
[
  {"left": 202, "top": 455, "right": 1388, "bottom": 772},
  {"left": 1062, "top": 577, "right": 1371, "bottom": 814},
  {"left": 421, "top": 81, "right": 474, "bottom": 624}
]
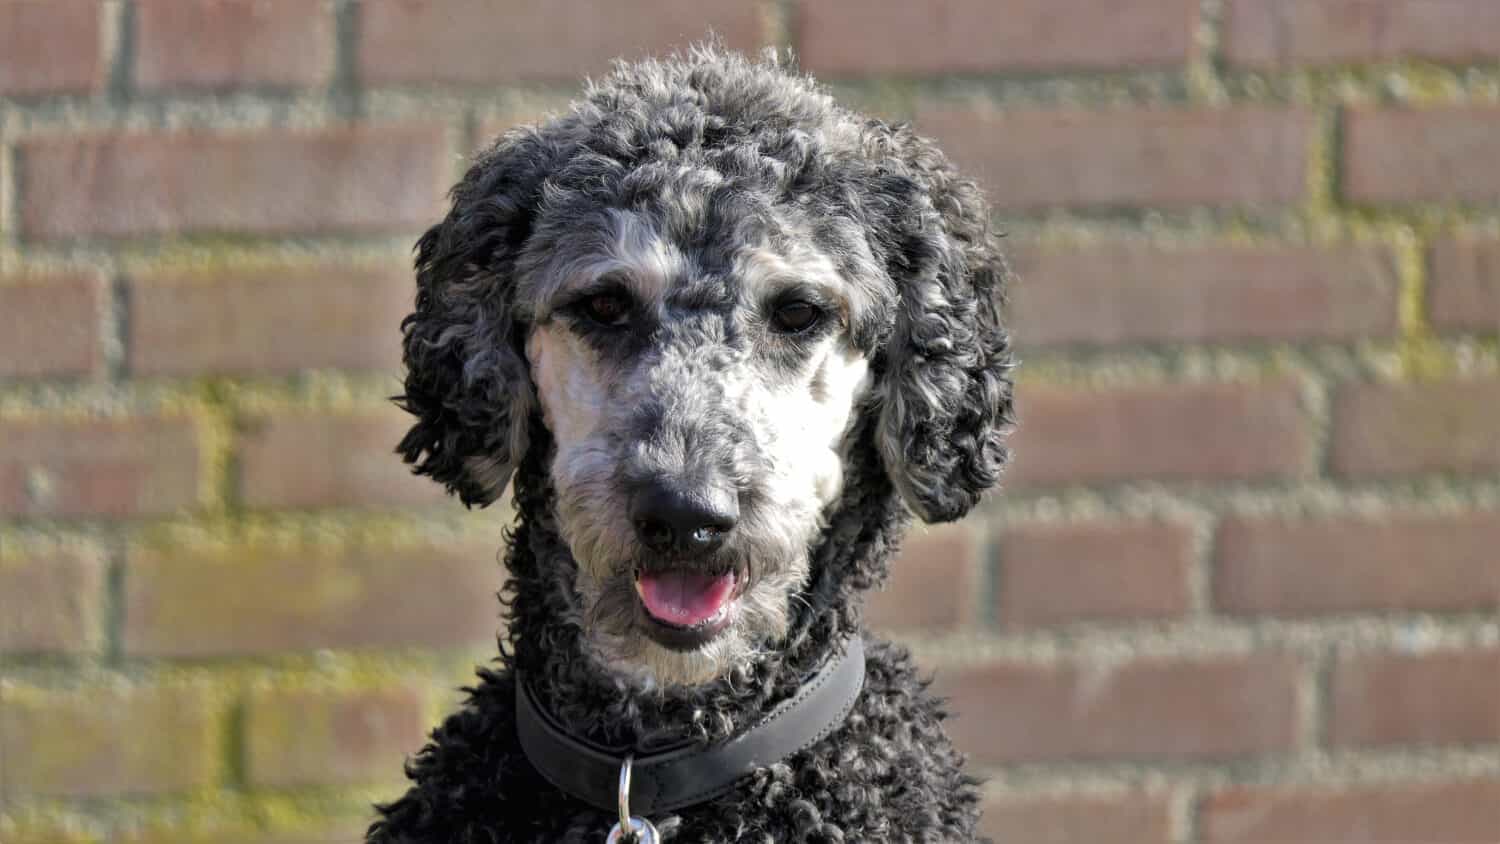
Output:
[
  {"left": 105, "top": 533, "right": 128, "bottom": 665},
  {"left": 0, "top": 143, "right": 15, "bottom": 261},
  {"left": 331, "top": 0, "right": 364, "bottom": 120},
  {"left": 223, "top": 694, "right": 249, "bottom": 790},
  {"left": 104, "top": 0, "right": 135, "bottom": 105},
  {"left": 105, "top": 270, "right": 130, "bottom": 383},
  {"left": 1308, "top": 643, "right": 1336, "bottom": 752},
  {"left": 1172, "top": 783, "right": 1198, "bottom": 844}
]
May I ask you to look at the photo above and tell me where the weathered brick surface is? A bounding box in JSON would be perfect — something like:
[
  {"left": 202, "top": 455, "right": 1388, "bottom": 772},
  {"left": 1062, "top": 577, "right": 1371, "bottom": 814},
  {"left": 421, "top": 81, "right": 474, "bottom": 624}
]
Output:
[
  {"left": 1430, "top": 237, "right": 1500, "bottom": 334},
  {"left": 1215, "top": 512, "right": 1500, "bottom": 616},
  {"left": 1203, "top": 780, "right": 1500, "bottom": 842},
  {"left": 916, "top": 107, "right": 1313, "bottom": 211},
  {"left": 996, "top": 520, "right": 1194, "bottom": 630},
  {"left": 123, "top": 544, "right": 501, "bottom": 656},
  {"left": 8, "top": 2, "right": 1500, "bottom": 834},
  {"left": 3, "top": 826, "right": 101, "bottom": 844},
  {"left": 0, "top": 684, "right": 218, "bottom": 796},
  {"left": 1330, "top": 649, "right": 1500, "bottom": 748},
  {"left": 128, "top": 265, "right": 411, "bottom": 376},
  {"left": 134, "top": 0, "right": 336, "bottom": 91},
  {"left": 19, "top": 127, "right": 448, "bottom": 240},
  {"left": 1009, "top": 245, "right": 1400, "bottom": 348},
  {"left": 0, "top": 551, "right": 104, "bottom": 654},
  {"left": 237, "top": 410, "right": 442, "bottom": 510},
  {"left": 797, "top": 0, "right": 1196, "bottom": 76},
  {"left": 1224, "top": 0, "right": 1500, "bottom": 69},
  {"left": 0, "top": 0, "right": 103, "bottom": 96},
  {"left": 1007, "top": 381, "right": 1313, "bottom": 488},
  {"left": 935, "top": 654, "right": 1300, "bottom": 762},
  {"left": 358, "top": 0, "right": 764, "bottom": 85},
  {"left": 0, "top": 418, "right": 200, "bottom": 517},
  {"left": 246, "top": 686, "right": 427, "bottom": 787},
  {"left": 0, "top": 274, "right": 104, "bottom": 377},
  {"left": 1344, "top": 107, "right": 1500, "bottom": 204},
  {"left": 979, "top": 792, "right": 1173, "bottom": 844},
  {"left": 1330, "top": 378, "right": 1500, "bottom": 479},
  {"left": 866, "top": 523, "right": 982, "bottom": 632}
]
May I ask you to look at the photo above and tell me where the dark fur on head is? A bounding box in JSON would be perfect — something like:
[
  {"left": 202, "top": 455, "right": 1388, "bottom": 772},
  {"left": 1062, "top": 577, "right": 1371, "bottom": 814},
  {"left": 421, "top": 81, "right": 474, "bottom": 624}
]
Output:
[
  {"left": 373, "top": 45, "right": 1013, "bottom": 842},
  {"left": 395, "top": 47, "right": 1012, "bottom": 523}
]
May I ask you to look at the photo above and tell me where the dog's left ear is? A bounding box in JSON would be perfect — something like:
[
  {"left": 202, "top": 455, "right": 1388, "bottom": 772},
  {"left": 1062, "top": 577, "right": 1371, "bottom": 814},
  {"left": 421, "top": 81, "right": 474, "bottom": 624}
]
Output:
[{"left": 869, "top": 127, "right": 1015, "bottom": 523}]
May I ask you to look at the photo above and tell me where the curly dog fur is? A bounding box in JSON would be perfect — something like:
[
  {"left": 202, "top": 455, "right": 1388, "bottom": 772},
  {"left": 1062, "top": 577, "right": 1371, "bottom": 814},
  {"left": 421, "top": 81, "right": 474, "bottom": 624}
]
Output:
[{"left": 367, "top": 45, "right": 1013, "bottom": 843}]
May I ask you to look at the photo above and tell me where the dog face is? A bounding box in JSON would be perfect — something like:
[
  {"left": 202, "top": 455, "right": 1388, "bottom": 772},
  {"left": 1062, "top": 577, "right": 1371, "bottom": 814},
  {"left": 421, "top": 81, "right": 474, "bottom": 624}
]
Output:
[
  {"left": 397, "top": 49, "right": 1012, "bottom": 687},
  {"left": 521, "top": 198, "right": 878, "bottom": 684}
]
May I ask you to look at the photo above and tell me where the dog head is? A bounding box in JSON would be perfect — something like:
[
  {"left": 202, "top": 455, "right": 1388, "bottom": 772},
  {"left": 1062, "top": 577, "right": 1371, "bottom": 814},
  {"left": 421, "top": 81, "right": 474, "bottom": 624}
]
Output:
[{"left": 397, "top": 48, "right": 1012, "bottom": 686}]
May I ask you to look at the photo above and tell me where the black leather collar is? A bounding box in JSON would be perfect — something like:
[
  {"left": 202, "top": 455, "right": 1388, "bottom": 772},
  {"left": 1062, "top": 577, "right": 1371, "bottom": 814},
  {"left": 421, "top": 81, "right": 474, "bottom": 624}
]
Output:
[{"left": 515, "top": 635, "right": 866, "bottom": 815}]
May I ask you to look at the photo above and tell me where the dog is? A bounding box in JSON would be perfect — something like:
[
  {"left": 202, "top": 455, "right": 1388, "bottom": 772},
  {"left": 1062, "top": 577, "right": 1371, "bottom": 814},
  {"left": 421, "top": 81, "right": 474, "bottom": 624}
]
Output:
[{"left": 366, "top": 45, "right": 1014, "bottom": 843}]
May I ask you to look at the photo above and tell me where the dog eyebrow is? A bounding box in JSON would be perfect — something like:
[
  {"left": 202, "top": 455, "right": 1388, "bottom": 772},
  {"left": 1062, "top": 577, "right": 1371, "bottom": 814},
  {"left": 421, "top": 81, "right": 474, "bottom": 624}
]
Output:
[{"left": 526, "top": 210, "right": 685, "bottom": 322}]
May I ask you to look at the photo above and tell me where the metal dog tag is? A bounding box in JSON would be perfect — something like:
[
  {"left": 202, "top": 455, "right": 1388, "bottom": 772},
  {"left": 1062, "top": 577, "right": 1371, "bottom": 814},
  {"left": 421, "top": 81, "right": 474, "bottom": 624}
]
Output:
[
  {"left": 605, "top": 755, "right": 659, "bottom": 843},
  {"left": 605, "top": 816, "right": 659, "bottom": 844}
]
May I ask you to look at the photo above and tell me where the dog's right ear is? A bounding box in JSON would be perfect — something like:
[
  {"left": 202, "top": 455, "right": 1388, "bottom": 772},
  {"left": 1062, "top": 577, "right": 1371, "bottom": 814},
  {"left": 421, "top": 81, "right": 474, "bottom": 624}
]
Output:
[{"left": 395, "top": 127, "right": 568, "bottom": 506}]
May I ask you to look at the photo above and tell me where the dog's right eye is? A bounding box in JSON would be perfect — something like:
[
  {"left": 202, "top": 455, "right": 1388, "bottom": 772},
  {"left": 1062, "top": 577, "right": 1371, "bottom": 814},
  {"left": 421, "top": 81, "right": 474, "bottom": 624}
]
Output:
[{"left": 578, "top": 291, "right": 632, "bottom": 327}]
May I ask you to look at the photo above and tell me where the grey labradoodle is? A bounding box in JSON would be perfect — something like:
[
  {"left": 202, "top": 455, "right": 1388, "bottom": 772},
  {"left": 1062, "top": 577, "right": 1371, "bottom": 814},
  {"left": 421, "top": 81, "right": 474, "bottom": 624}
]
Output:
[{"left": 367, "top": 44, "right": 1014, "bottom": 843}]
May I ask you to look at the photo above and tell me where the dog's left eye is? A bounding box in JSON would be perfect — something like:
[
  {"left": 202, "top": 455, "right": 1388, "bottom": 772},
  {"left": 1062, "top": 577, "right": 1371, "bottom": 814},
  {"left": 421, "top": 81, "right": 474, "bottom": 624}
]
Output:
[
  {"left": 579, "top": 291, "right": 632, "bottom": 327},
  {"left": 770, "top": 300, "right": 823, "bottom": 334}
]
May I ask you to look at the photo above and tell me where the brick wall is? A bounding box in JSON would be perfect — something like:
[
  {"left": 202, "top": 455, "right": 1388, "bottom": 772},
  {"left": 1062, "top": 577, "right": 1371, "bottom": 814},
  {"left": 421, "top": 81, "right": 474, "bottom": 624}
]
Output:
[{"left": 2, "top": 2, "right": 1498, "bottom": 842}]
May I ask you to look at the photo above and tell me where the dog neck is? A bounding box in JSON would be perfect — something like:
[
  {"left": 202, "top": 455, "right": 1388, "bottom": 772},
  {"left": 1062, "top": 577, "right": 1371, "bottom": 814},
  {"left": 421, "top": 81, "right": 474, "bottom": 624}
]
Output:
[{"left": 496, "top": 414, "right": 909, "bottom": 750}]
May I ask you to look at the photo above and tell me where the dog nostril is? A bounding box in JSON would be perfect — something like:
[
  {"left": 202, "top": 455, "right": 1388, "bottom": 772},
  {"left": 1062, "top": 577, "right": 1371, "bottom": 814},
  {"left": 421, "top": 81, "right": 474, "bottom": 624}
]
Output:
[
  {"left": 630, "top": 481, "right": 738, "bottom": 557},
  {"left": 636, "top": 518, "right": 676, "bottom": 553}
]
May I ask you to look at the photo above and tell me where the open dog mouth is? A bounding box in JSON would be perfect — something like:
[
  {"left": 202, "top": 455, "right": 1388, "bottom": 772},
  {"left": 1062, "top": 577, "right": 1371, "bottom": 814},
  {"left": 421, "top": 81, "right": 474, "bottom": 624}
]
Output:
[{"left": 634, "top": 566, "right": 744, "bottom": 650}]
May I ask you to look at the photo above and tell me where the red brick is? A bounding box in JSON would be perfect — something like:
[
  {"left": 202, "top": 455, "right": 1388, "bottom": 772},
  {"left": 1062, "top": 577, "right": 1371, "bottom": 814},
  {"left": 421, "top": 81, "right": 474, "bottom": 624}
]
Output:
[
  {"left": 1430, "top": 237, "right": 1500, "bottom": 334},
  {"left": 1010, "top": 245, "right": 1399, "bottom": 348},
  {"left": 916, "top": 106, "right": 1313, "bottom": 211},
  {"left": 1330, "top": 378, "right": 1500, "bottom": 479},
  {"left": 237, "top": 410, "right": 442, "bottom": 510},
  {"left": 0, "top": 0, "right": 103, "bottom": 96},
  {"left": 123, "top": 544, "right": 501, "bottom": 656},
  {"left": 1204, "top": 780, "right": 1500, "bottom": 842},
  {"left": 1224, "top": 0, "right": 1500, "bottom": 69},
  {"left": 18, "top": 127, "right": 447, "bottom": 240},
  {"left": 358, "top": 0, "right": 764, "bottom": 85},
  {"left": 866, "top": 523, "right": 982, "bottom": 632},
  {"left": 135, "top": 0, "right": 336, "bottom": 91},
  {"left": 0, "top": 274, "right": 104, "bottom": 377},
  {"left": 797, "top": 0, "right": 1195, "bottom": 76},
  {"left": 997, "top": 520, "right": 1193, "bottom": 630},
  {"left": 935, "top": 654, "right": 1300, "bottom": 762},
  {"left": 1330, "top": 649, "right": 1500, "bottom": 748},
  {"left": 1007, "top": 380, "right": 1313, "bottom": 489},
  {"left": 1344, "top": 107, "right": 1500, "bottom": 204},
  {"left": 129, "top": 265, "right": 410, "bottom": 376},
  {"left": 246, "top": 686, "right": 427, "bottom": 787},
  {"left": 0, "top": 551, "right": 105, "bottom": 654},
  {"left": 1215, "top": 512, "right": 1500, "bottom": 616},
  {"left": 0, "top": 417, "right": 200, "bottom": 517},
  {"left": 0, "top": 684, "right": 217, "bottom": 796},
  {"left": 980, "top": 793, "right": 1172, "bottom": 844}
]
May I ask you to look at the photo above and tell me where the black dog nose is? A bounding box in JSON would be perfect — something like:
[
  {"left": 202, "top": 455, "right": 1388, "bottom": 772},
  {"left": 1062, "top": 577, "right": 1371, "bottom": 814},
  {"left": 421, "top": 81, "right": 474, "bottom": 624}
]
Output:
[{"left": 630, "top": 481, "right": 738, "bottom": 556}]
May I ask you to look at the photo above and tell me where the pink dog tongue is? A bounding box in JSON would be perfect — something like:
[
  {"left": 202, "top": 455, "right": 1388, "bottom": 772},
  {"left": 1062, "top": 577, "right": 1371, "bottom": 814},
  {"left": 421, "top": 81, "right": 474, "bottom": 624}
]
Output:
[{"left": 637, "top": 570, "right": 735, "bottom": 627}]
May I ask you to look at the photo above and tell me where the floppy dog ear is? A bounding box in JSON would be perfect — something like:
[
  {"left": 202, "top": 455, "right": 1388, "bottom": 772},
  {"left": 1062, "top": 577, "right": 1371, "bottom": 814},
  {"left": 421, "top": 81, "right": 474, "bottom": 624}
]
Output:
[
  {"left": 872, "top": 128, "right": 1015, "bottom": 523},
  {"left": 395, "top": 128, "right": 568, "bottom": 506}
]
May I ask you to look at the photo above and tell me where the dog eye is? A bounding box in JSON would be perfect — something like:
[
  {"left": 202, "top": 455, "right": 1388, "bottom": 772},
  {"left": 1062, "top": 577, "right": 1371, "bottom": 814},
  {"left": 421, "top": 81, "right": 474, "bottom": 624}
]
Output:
[
  {"left": 580, "top": 291, "right": 632, "bottom": 327},
  {"left": 770, "top": 300, "right": 822, "bottom": 334}
]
